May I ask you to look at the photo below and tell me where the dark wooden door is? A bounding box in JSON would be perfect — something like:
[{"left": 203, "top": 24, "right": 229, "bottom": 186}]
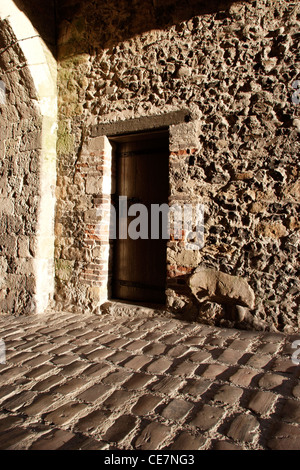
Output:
[{"left": 113, "top": 131, "right": 169, "bottom": 304}]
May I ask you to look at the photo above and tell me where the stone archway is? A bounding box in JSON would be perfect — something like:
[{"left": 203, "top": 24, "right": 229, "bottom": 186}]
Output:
[{"left": 0, "top": 1, "right": 57, "bottom": 314}]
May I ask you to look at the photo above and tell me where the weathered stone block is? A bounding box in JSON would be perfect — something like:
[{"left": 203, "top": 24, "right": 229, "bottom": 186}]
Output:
[
  {"left": 189, "top": 268, "right": 255, "bottom": 309},
  {"left": 55, "top": 259, "right": 75, "bottom": 281},
  {"left": 0, "top": 198, "right": 14, "bottom": 215},
  {"left": 17, "top": 236, "right": 30, "bottom": 258},
  {"left": 134, "top": 421, "right": 172, "bottom": 450},
  {"left": 85, "top": 176, "right": 102, "bottom": 194},
  {"left": 0, "top": 234, "right": 17, "bottom": 256},
  {"left": 226, "top": 414, "right": 260, "bottom": 443}
]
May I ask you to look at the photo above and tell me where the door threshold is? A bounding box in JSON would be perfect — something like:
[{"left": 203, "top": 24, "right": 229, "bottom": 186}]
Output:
[
  {"left": 115, "top": 298, "right": 166, "bottom": 308},
  {"left": 100, "top": 299, "right": 171, "bottom": 318}
]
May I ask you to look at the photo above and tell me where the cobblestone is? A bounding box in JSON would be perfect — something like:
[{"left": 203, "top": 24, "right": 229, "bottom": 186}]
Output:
[
  {"left": 161, "top": 399, "right": 194, "bottom": 421},
  {"left": 103, "top": 390, "right": 133, "bottom": 410},
  {"left": 169, "top": 431, "right": 206, "bottom": 450},
  {"left": 131, "top": 394, "right": 163, "bottom": 416},
  {"left": 180, "top": 378, "right": 212, "bottom": 397},
  {"left": 280, "top": 399, "right": 300, "bottom": 425},
  {"left": 189, "top": 404, "right": 225, "bottom": 431},
  {"left": 267, "top": 423, "right": 300, "bottom": 450},
  {"left": 0, "top": 308, "right": 299, "bottom": 450},
  {"left": 44, "top": 401, "right": 90, "bottom": 426},
  {"left": 29, "top": 429, "right": 76, "bottom": 450},
  {"left": 247, "top": 390, "right": 278, "bottom": 416},
  {"left": 75, "top": 409, "right": 111, "bottom": 434},
  {"left": 102, "top": 415, "right": 138, "bottom": 443},
  {"left": 257, "top": 372, "right": 287, "bottom": 391},
  {"left": 212, "top": 384, "right": 243, "bottom": 405},
  {"left": 134, "top": 421, "right": 173, "bottom": 450},
  {"left": 226, "top": 414, "right": 260, "bottom": 443}
]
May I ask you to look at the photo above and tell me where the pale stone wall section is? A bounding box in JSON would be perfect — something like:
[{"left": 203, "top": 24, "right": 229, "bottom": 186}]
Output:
[
  {"left": 77, "top": 135, "right": 113, "bottom": 311},
  {"left": 90, "top": 135, "right": 112, "bottom": 307}
]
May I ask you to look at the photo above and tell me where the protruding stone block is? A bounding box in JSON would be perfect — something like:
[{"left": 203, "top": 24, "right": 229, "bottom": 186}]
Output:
[{"left": 188, "top": 268, "right": 255, "bottom": 309}]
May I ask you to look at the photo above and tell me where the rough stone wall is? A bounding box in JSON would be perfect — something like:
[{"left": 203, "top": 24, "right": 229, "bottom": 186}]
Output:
[
  {"left": 0, "top": 20, "right": 42, "bottom": 314},
  {"left": 55, "top": 0, "right": 300, "bottom": 332}
]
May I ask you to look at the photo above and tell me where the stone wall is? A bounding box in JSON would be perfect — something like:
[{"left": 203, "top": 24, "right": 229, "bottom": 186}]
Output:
[
  {"left": 0, "top": 0, "right": 57, "bottom": 316},
  {"left": 0, "top": 19, "right": 42, "bottom": 314},
  {"left": 55, "top": 0, "right": 300, "bottom": 332}
]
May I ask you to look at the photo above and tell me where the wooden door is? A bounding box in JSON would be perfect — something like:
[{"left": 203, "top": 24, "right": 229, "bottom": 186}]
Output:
[{"left": 112, "top": 131, "right": 169, "bottom": 304}]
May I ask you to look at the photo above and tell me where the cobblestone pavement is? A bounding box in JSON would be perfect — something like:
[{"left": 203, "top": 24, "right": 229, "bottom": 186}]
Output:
[{"left": 0, "top": 307, "right": 300, "bottom": 451}]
